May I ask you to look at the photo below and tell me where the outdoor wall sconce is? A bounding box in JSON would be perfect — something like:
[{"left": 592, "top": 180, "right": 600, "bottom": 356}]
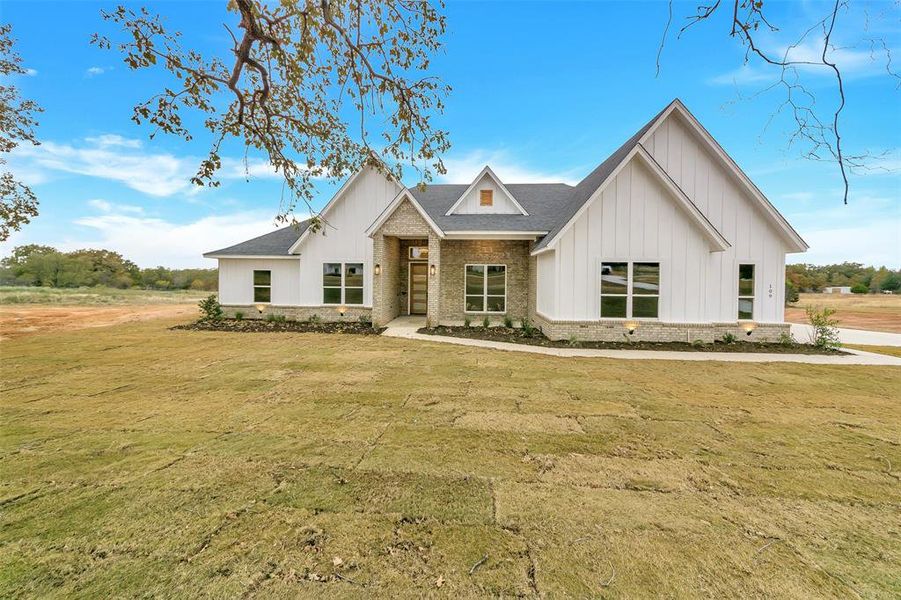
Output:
[
  {"left": 624, "top": 321, "right": 638, "bottom": 335},
  {"left": 255, "top": 304, "right": 265, "bottom": 315},
  {"left": 338, "top": 305, "right": 347, "bottom": 317},
  {"left": 742, "top": 322, "right": 756, "bottom": 336},
  {"left": 374, "top": 263, "right": 381, "bottom": 276},
  {"left": 429, "top": 264, "right": 436, "bottom": 277}
]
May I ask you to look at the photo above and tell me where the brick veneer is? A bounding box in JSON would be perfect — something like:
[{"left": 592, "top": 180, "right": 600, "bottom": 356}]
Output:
[
  {"left": 221, "top": 304, "right": 371, "bottom": 322},
  {"left": 437, "top": 239, "right": 530, "bottom": 324}
]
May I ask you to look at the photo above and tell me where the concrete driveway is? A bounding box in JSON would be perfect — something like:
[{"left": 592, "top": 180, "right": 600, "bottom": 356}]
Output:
[{"left": 790, "top": 324, "right": 901, "bottom": 347}]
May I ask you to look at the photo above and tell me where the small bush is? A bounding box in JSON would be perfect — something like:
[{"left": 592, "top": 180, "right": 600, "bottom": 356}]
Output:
[
  {"left": 721, "top": 332, "right": 736, "bottom": 344},
  {"left": 463, "top": 317, "right": 471, "bottom": 327},
  {"left": 778, "top": 331, "right": 796, "bottom": 346},
  {"left": 266, "top": 313, "right": 287, "bottom": 323},
  {"left": 806, "top": 305, "right": 841, "bottom": 349},
  {"left": 567, "top": 335, "right": 580, "bottom": 347},
  {"left": 692, "top": 339, "right": 706, "bottom": 347},
  {"left": 198, "top": 294, "right": 222, "bottom": 322},
  {"left": 358, "top": 314, "right": 372, "bottom": 326},
  {"left": 851, "top": 283, "right": 869, "bottom": 294},
  {"left": 521, "top": 317, "right": 535, "bottom": 338},
  {"left": 234, "top": 311, "right": 244, "bottom": 321},
  {"left": 308, "top": 314, "right": 322, "bottom": 324},
  {"left": 482, "top": 316, "right": 490, "bottom": 328},
  {"left": 503, "top": 315, "right": 513, "bottom": 329}
]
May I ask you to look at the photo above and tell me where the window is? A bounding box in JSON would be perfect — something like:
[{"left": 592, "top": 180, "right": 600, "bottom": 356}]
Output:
[
  {"left": 600, "top": 262, "right": 659, "bottom": 319},
  {"left": 253, "top": 270, "right": 271, "bottom": 303},
  {"left": 409, "top": 246, "right": 429, "bottom": 260},
  {"left": 323, "top": 262, "right": 364, "bottom": 305},
  {"left": 465, "top": 264, "right": 506, "bottom": 312},
  {"left": 738, "top": 264, "right": 755, "bottom": 320},
  {"left": 479, "top": 189, "right": 493, "bottom": 206}
]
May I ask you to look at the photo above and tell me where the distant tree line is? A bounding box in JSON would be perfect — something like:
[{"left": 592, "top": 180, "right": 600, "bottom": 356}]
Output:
[
  {"left": 786, "top": 262, "right": 900, "bottom": 296},
  {"left": 0, "top": 244, "right": 217, "bottom": 291}
]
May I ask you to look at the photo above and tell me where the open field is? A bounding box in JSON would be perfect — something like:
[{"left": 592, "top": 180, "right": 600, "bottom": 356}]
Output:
[
  {"left": 0, "top": 287, "right": 205, "bottom": 340},
  {"left": 2, "top": 318, "right": 900, "bottom": 598},
  {"left": 786, "top": 292, "right": 901, "bottom": 333}
]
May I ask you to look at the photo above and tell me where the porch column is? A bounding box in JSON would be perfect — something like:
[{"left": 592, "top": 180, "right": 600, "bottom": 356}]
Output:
[
  {"left": 427, "top": 232, "right": 441, "bottom": 327},
  {"left": 372, "top": 233, "right": 386, "bottom": 326}
]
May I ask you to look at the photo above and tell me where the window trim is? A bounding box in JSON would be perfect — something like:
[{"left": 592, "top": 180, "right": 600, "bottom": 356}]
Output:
[
  {"left": 322, "top": 262, "right": 364, "bottom": 306},
  {"left": 599, "top": 260, "right": 661, "bottom": 320},
  {"left": 737, "top": 261, "right": 756, "bottom": 321},
  {"left": 408, "top": 246, "right": 429, "bottom": 261},
  {"left": 252, "top": 269, "right": 271, "bottom": 304},
  {"left": 463, "top": 263, "right": 507, "bottom": 314}
]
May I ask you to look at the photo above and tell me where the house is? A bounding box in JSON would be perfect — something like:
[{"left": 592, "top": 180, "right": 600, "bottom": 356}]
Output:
[
  {"left": 823, "top": 286, "right": 852, "bottom": 294},
  {"left": 204, "top": 99, "right": 808, "bottom": 342}
]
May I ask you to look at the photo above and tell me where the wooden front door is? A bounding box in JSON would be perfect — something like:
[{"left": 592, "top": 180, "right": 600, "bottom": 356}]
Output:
[{"left": 409, "top": 263, "right": 428, "bottom": 315}]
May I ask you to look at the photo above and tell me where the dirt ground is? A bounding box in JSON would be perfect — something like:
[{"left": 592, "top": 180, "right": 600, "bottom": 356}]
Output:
[
  {"left": 785, "top": 293, "right": 901, "bottom": 333},
  {"left": 0, "top": 304, "right": 198, "bottom": 340}
]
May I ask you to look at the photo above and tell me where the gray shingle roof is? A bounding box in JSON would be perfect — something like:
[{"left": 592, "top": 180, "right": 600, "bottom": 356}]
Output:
[
  {"left": 408, "top": 183, "right": 575, "bottom": 232},
  {"left": 203, "top": 220, "right": 310, "bottom": 257}
]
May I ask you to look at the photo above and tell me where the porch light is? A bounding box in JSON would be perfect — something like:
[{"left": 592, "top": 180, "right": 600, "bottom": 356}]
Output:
[
  {"left": 429, "top": 264, "right": 436, "bottom": 277},
  {"left": 625, "top": 321, "right": 638, "bottom": 335},
  {"left": 742, "top": 322, "right": 756, "bottom": 336},
  {"left": 338, "top": 305, "right": 347, "bottom": 317},
  {"left": 374, "top": 263, "right": 381, "bottom": 276},
  {"left": 255, "top": 303, "right": 265, "bottom": 315}
]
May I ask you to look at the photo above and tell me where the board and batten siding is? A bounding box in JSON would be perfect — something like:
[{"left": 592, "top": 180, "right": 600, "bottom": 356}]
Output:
[
  {"left": 218, "top": 258, "right": 300, "bottom": 305},
  {"left": 297, "top": 167, "right": 401, "bottom": 306},
  {"left": 548, "top": 112, "right": 787, "bottom": 324},
  {"left": 450, "top": 173, "right": 522, "bottom": 215}
]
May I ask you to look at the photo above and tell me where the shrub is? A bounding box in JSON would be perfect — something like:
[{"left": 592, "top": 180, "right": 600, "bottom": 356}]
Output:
[
  {"left": 785, "top": 282, "right": 800, "bottom": 305},
  {"left": 721, "top": 332, "right": 736, "bottom": 344},
  {"left": 692, "top": 339, "right": 705, "bottom": 347},
  {"left": 266, "top": 313, "right": 286, "bottom": 323},
  {"left": 358, "top": 314, "right": 372, "bottom": 327},
  {"left": 463, "top": 316, "right": 471, "bottom": 328},
  {"left": 308, "top": 314, "right": 322, "bottom": 324},
  {"left": 567, "top": 335, "right": 580, "bottom": 347},
  {"left": 197, "top": 294, "right": 222, "bottom": 322},
  {"left": 234, "top": 311, "right": 244, "bottom": 321},
  {"left": 806, "top": 305, "right": 841, "bottom": 349},
  {"left": 503, "top": 315, "right": 513, "bottom": 329},
  {"left": 521, "top": 317, "right": 535, "bottom": 338},
  {"left": 482, "top": 316, "right": 490, "bottom": 328},
  {"left": 851, "top": 283, "right": 869, "bottom": 294},
  {"left": 777, "top": 331, "right": 796, "bottom": 346}
]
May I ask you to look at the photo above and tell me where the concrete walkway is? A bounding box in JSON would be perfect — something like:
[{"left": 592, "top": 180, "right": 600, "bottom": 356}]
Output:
[
  {"left": 382, "top": 317, "right": 901, "bottom": 366},
  {"left": 790, "top": 323, "right": 901, "bottom": 347}
]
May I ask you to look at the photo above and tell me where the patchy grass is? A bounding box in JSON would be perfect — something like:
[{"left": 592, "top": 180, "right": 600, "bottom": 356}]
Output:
[
  {"left": 845, "top": 344, "right": 901, "bottom": 358},
  {"left": 786, "top": 292, "right": 901, "bottom": 333},
  {"left": 0, "top": 286, "right": 210, "bottom": 305},
  {"left": 2, "top": 316, "right": 900, "bottom": 598}
]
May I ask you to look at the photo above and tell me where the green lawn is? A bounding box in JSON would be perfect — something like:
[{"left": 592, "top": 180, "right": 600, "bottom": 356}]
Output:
[
  {"left": 0, "top": 285, "right": 210, "bottom": 305},
  {"left": 2, "top": 317, "right": 899, "bottom": 598}
]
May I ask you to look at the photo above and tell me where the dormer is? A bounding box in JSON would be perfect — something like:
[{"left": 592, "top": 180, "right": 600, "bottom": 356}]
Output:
[{"left": 444, "top": 166, "right": 529, "bottom": 216}]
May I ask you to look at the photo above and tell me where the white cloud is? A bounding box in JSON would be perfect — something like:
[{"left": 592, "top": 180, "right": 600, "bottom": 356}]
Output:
[
  {"left": 24, "top": 68, "right": 37, "bottom": 77},
  {"left": 439, "top": 149, "right": 583, "bottom": 185},
  {"left": 85, "top": 66, "right": 107, "bottom": 77},
  {"left": 708, "top": 65, "right": 776, "bottom": 86},
  {"left": 87, "top": 198, "right": 145, "bottom": 214},
  {"left": 792, "top": 220, "right": 900, "bottom": 268},
  {"left": 11, "top": 135, "right": 289, "bottom": 197},
  {"left": 67, "top": 211, "right": 279, "bottom": 268}
]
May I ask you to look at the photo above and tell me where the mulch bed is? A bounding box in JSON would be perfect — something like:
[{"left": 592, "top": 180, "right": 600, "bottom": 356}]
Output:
[
  {"left": 418, "top": 325, "right": 846, "bottom": 355},
  {"left": 173, "top": 319, "right": 386, "bottom": 335}
]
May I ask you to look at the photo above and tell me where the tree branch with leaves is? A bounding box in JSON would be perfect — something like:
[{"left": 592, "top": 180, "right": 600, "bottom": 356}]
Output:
[
  {"left": 0, "top": 24, "right": 42, "bottom": 241},
  {"left": 92, "top": 0, "right": 451, "bottom": 231}
]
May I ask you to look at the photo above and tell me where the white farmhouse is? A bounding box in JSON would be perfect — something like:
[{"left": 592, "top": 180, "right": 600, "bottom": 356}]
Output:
[{"left": 205, "top": 99, "right": 807, "bottom": 342}]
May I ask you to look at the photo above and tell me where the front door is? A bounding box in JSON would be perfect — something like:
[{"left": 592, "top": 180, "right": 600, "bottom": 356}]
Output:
[{"left": 409, "top": 263, "right": 428, "bottom": 315}]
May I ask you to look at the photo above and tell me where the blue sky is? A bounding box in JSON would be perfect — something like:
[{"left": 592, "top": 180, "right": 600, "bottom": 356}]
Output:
[{"left": 3, "top": 0, "right": 899, "bottom": 267}]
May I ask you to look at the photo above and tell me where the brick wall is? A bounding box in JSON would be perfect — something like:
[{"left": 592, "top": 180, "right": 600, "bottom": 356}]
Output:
[
  {"left": 437, "top": 239, "right": 531, "bottom": 324},
  {"left": 222, "top": 304, "right": 371, "bottom": 322}
]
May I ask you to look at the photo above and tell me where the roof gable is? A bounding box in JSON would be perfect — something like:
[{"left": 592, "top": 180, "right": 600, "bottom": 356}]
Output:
[
  {"left": 366, "top": 189, "right": 444, "bottom": 238},
  {"left": 444, "top": 166, "right": 529, "bottom": 216}
]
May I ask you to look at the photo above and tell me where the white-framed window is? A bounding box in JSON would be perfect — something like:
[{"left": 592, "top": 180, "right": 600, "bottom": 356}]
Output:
[
  {"left": 600, "top": 261, "right": 660, "bottom": 319},
  {"left": 253, "top": 270, "right": 271, "bottom": 303},
  {"left": 323, "top": 262, "right": 364, "bottom": 305},
  {"left": 409, "top": 246, "right": 429, "bottom": 260},
  {"left": 738, "top": 263, "right": 755, "bottom": 320},
  {"left": 465, "top": 264, "right": 506, "bottom": 313}
]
